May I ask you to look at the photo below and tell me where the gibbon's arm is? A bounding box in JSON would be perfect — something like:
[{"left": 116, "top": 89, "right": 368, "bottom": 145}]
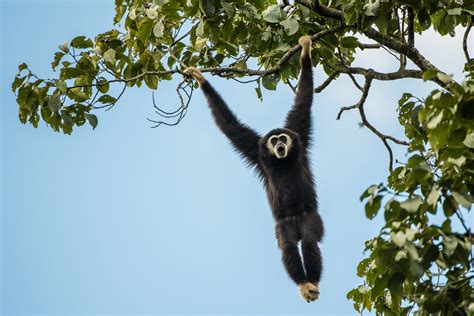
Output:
[
  {"left": 284, "top": 36, "right": 314, "bottom": 148},
  {"left": 186, "top": 68, "right": 261, "bottom": 167}
]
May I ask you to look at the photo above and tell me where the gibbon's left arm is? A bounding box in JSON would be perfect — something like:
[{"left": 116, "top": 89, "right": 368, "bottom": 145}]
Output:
[
  {"left": 186, "top": 68, "right": 262, "bottom": 167},
  {"left": 284, "top": 36, "right": 314, "bottom": 149}
]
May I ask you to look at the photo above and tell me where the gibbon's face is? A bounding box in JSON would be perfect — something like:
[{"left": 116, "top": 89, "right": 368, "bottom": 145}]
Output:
[{"left": 266, "top": 133, "right": 293, "bottom": 159}]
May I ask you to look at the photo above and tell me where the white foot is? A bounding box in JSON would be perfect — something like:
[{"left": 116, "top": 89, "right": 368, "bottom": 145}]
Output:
[{"left": 299, "top": 282, "right": 319, "bottom": 302}]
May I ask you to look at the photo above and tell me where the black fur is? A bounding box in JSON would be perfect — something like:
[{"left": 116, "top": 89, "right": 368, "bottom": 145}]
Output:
[{"left": 199, "top": 51, "right": 323, "bottom": 286}]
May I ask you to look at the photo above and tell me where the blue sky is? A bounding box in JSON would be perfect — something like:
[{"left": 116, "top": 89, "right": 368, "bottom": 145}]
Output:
[{"left": 1, "top": 1, "right": 467, "bottom": 315}]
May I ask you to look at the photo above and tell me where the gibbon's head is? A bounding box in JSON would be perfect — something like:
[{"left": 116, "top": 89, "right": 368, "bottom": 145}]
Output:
[{"left": 261, "top": 128, "right": 299, "bottom": 159}]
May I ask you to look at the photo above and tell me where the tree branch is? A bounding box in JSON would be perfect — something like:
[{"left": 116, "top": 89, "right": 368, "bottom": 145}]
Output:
[
  {"left": 358, "top": 43, "right": 382, "bottom": 50},
  {"left": 407, "top": 6, "right": 415, "bottom": 46},
  {"left": 338, "top": 74, "right": 409, "bottom": 171},
  {"left": 363, "top": 27, "right": 441, "bottom": 74},
  {"left": 314, "top": 72, "right": 339, "bottom": 93},
  {"left": 340, "top": 67, "right": 423, "bottom": 81},
  {"left": 463, "top": 18, "right": 473, "bottom": 63},
  {"left": 295, "top": 0, "right": 344, "bottom": 20}
]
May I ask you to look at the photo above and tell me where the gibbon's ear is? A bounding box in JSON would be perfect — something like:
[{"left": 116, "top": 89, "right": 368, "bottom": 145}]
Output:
[
  {"left": 185, "top": 67, "right": 206, "bottom": 86},
  {"left": 298, "top": 36, "right": 312, "bottom": 58}
]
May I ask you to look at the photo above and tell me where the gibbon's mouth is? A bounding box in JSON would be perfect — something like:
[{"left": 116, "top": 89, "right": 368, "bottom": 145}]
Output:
[{"left": 275, "top": 145, "right": 288, "bottom": 159}]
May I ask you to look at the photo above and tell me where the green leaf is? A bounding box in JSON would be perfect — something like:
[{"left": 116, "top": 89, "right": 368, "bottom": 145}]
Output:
[
  {"left": 97, "top": 79, "right": 110, "bottom": 94},
  {"left": 365, "top": 195, "right": 382, "bottom": 219},
  {"left": 356, "top": 258, "right": 371, "bottom": 277},
  {"left": 200, "top": 0, "right": 215, "bottom": 16},
  {"left": 86, "top": 113, "right": 98, "bottom": 129},
  {"left": 153, "top": 20, "right": 165, "bottom": 38},
  {"left": 58, "top": 41, "right": 69, "bottom": 53},
  {"left": 55, "top": 79, "right": 67, "bottom": 93},
  {"left": 146, "top": 7, "right": 158, "bottom": 19},
  {"left": 452, "top": 191, "right": 472, "bottom": 209},
  {"left": 463, "top": 132, "right": 474, "bottom": 148},
  {"left": 240, "top": 3, "right": 259, "bottom": 19},
  {"left": 48, "top": 94, "right": 62, "bottom": 112},
  {"left": 97, "top": 95, "right": 117, "bottom": 104},
  {"left": 436, "top": 72, "right": 453, "bottom": 84},
  {"left": 388, "top": 272, "right": 405, "bottom": 308},
  {"left": 447, "top": 156, "right": 466, "bottom": 167},
  {"left": 138, "top": 18, "right": 154, "bottom": 44},
  {"left": 363, "top": 1, "right": 380, "bottom": 16},
  {"left": 447, "top": 8, "right": 462, "bottom": 15},
  {"left": 427, "top": 111, "right": 443, "bottom": 129},
  {"left": 427, "top": 186, "right": 440, "bottom": 206},
  {"left": 422, "top": 69, "right": 438, "bottom": 81},
  {"left": 18, "top": 63, "right": 28, "bottom": 72},
  {"left": 417, "top": 9, "right": 431, "bottom": 29},
  {"left": 262, "top": 5, "right": 282, "bottom": 23},
  {"left": 195, "top": 21, "right": 204, "bottom": 37},
  {"left": 103, "top": 49, "right": 116, "bottom": 64},
  {"left": 340, "top": 36, "right": 359, "bottom": 49},
  {"left": 400, "top": 197, "right": 422, "bottom": 213},
  {"left": 262, "top": 75, "right": 278, "bottom": 90},
  {"left": 11, "top": 76, "right": 26, "bottom": 93},
  {"left": 280, "top": 18, "right": 299, "bottom": 35},
  {"left": 391, "top": 231, "right": 407, "bottom": 247},
  {"left": 144, "top": 74, "right": 158, "bottom": 89},
  {"left": 71, "top": 36, "right": 93, "bottom": 49},
  {"left": 51, "top": 52, "right": 65, "bottom": 70},
  {"left": 221, "top": 0, "right": 235, "bottom": 17}
]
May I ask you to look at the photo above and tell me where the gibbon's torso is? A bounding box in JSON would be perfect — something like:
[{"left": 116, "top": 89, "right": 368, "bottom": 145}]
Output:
[{"left": 260, "top": 153, "right": 317, "bottom": 221}]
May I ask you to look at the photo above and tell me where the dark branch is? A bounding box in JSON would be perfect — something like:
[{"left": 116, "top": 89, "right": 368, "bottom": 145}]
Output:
[
  {"left": 463, "top": 18, "right": 473, "bottom": 63},
  {"left": 314, "top": 72, "right": 339, "bottom": 93},
  {"left": 407, "top": 6, "right": 415, "bottom": 46},
  {"left": 295, "top": 0, "right": 344, "bottom": 20}
]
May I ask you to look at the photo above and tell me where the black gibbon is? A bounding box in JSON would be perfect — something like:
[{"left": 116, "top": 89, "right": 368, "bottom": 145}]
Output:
[{"left": 186, "top": 36, "right": 323, "bottom": 302}]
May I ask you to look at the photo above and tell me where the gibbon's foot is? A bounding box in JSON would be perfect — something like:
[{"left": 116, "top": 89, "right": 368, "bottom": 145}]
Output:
[
  {"left": 185, "top": 67, "right": 206, "bottom": 85},
  {"left": 299, "top": 282, "right": 319, "bottom": 303},
  {"left": 298, "top": 35, "right": 312, "bottom": 58}
]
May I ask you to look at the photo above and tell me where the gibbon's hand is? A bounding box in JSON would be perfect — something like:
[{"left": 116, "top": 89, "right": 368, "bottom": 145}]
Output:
[
  {"left": 185, "top": 67, "right": 206, "bottom": 86},
  {"left": 299, "top": 282, "right": 319, "bottom": 303},
  {"left": 298, "top": 35, "right": 312, "bottom": 59}
]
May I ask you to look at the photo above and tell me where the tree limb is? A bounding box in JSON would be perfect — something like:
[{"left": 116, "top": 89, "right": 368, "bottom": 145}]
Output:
[
  {"left": 338, "top": 74, "right": 409, "bottom": 171},
  {"left": 407, "top": 6, "right": 415, "bottom": 46},
  {"left": 463, "top": 18, "right": 473, "bottom": 63},
  {"left": 314, "top": 72, "right": 339, "bottom": 93},
  {"left": 340, "top": 67, "right": 423, "bottom": 81}
]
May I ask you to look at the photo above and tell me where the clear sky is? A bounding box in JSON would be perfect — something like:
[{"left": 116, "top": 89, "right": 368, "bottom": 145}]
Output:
[{"left": 0, "top": 1, "right": 467, "bottom": 315}]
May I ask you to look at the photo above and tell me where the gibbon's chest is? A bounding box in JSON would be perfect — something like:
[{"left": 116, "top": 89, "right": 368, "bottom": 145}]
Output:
[{"left": 262, "top": 162, "right": 313, "bottom": 210}]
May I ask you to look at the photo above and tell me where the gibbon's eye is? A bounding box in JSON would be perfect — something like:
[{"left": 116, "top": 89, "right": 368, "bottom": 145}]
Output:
[
  {"left": 279, "top": 135, "right": 288, "bottom": 143},
  {"left": 270, "top": 137, "right": 278, "bottom": 145}
]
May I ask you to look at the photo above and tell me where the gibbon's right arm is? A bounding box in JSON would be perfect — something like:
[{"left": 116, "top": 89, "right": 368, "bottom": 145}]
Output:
[{"left": 186, "top": 68, "right": 261, "bottom": 167}]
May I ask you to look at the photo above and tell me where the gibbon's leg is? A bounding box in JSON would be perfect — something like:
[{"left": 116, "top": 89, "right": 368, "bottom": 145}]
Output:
[
  {"left": 300, "top": 212, "right": 324, "bottom": 300},
  {"left": 301, "top": 241, "right": 322, "bottom": 294},
  {"left": 276, "top": 218, "right": 318, "bottom": 302}
]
